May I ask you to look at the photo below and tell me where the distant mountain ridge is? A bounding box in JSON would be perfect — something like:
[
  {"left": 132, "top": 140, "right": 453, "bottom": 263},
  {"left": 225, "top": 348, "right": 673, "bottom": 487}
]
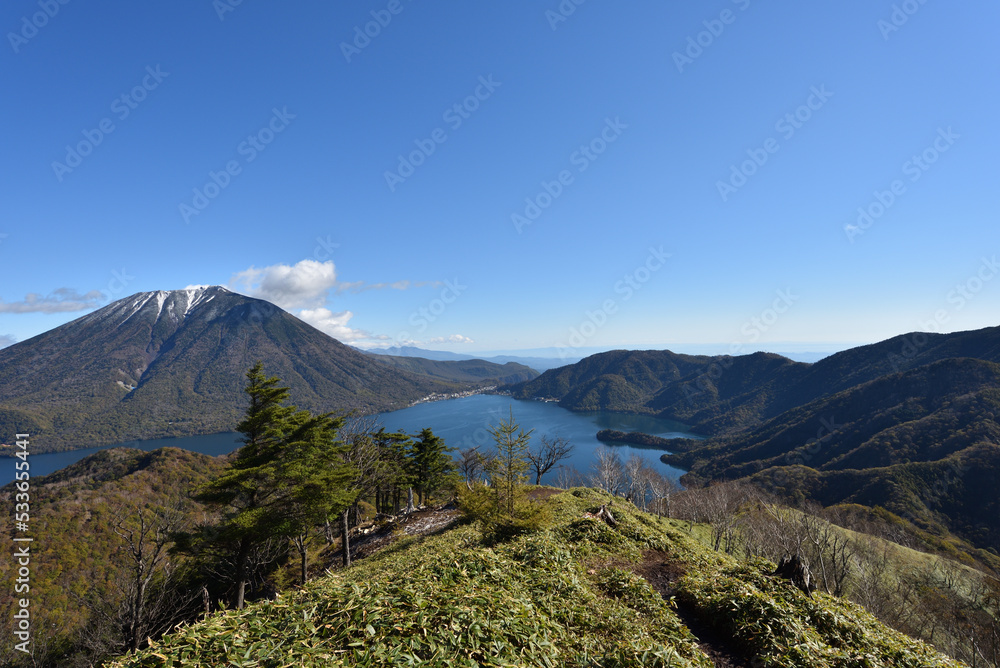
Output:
[
  {"left": 368, "top": 354, "right": 538, "bottom": 385},
  {"left": 0, "top": 287, "right": 476, "bottom": 453},
  {"left": 508, "top": 326, "right": 1000, "bottom": 437},
  {"left": 360, "top": 345, "right": 577, "bottom": 372}
]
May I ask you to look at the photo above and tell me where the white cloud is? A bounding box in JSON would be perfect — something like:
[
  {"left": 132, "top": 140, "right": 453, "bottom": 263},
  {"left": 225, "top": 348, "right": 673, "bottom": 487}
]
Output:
[
  {"left": 427, "top": 334, "right": 475, "bottom": 344},
  {"left": 0, "top": 334, "right": 16, "bottom": 349},
  {"left": 228, "top": 259, "right": 456, "bottom": 345},
  {"left": 0, "top": 288, "right": 105, "bottom": 313},
  {"left": 228, "top": 259, "right": 436, "bottom": 308},
  {"left": 228, "top": 259, "right": 339, "bottom": 309},
  {"left": 296, "top": 308, "right": 372, "bottom": 343}
]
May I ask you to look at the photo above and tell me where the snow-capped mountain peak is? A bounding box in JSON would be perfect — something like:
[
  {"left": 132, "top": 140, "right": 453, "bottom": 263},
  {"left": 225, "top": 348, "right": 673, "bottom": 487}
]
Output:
[{"left": 82, "top": 286, "right": 233, "bottom": 329}]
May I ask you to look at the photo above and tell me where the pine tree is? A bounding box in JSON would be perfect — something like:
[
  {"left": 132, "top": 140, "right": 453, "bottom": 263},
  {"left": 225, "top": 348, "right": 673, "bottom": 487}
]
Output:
[
  {"left": 191, "top": 363, "right": 356, "bottom": 605},
  {"left": 407, "top": 428, "right": 454, "bottom": 506},
  {"left": 371, "top": 429, "right": 413, "bottom": 514},
  {"left": 193, "top": 363, "right": 297, "bottom": 608},
  {"left": 282, "top": 412, "right": 356, "bottom": 583},
  {"left": 458, "top": 409, "right": 548, "bottom": 538},
  {"left": 486, "top": 409, "right": 532, "bottom": 518}
]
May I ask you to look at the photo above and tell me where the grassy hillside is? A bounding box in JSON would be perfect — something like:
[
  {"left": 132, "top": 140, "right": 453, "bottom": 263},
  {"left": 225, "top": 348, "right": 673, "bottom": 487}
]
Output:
[{"left": 108, "top": 488, "right": 964, "bottom": 667}]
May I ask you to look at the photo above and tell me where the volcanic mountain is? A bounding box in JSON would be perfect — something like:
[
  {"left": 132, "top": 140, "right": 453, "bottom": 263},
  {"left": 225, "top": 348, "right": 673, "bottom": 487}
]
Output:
[{"left": 0, "top": 287, "right": 475, "bottom": 453}]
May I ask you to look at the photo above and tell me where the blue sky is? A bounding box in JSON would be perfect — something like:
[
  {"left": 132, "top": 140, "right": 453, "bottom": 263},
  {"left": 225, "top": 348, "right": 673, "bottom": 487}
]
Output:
[{"left": 1, "top": 1, "right": 998, "bottom": 357}]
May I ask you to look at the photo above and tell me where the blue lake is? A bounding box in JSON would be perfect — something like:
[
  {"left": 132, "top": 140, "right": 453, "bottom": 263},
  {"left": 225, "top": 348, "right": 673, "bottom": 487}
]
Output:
[
  {"left": 378, "top": 395, "right": 698, "bottom": 484},
  {"left": 2, "top": 395, "right": 698, "bottom": 486},
  {"left": 1, "top": 432, "right": 243, "bottom": 486}
]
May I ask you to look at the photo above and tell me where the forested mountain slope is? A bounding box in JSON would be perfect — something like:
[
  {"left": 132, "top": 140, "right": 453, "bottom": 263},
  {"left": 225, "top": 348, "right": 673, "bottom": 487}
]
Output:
[{"left": 666, "top": 358, "right": 1000, "bottom": 554}]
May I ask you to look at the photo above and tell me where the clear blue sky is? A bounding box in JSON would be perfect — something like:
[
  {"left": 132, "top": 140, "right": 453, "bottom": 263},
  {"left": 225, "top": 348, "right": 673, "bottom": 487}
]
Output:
[{"left": 2, "top": 1, "right": 997, "bottom": 356}]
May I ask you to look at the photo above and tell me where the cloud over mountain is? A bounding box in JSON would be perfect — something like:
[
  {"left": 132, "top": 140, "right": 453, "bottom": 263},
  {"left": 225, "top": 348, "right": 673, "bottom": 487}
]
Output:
[
  {"left": 228, "top": 259, "right": 338, "bottom": 309},
  {"left": 296, "top": 307, "right": 372, "bottom": 342},
  {"left": 228, "top": 259, "right": 456, "bottom": 345}
]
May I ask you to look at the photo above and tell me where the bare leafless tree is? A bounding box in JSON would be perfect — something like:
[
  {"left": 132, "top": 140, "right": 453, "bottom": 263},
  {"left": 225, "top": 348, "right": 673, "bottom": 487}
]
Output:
[
  {"left": 458, "top": 445, "right": 486, "bottom": 490},
  {"left": 526, "top": 436, "right": 574, "bottom": 485},
  {"left": 78, "top": 502, "right": 198, "bottom": 663},
  {"left": 645, "top": 470, "right": 680, "bottom": 518},
  {"left": 554, "top": 465, "right": 585, "bottom": 489},
  {"left": 590, "top": 447, "right": 626, "bottom": 496},
  {"left": 342, "top": 416, "right": 385, "bottom": 510},
  {"left": 622, "top": 454, "right": 647, "bottom": 507},
  {"left": 338, "top": 416, "right": 385, "bottom": 569},
  {"left": 852, "top": 535, "right": 895, "bottom": 622},
  {"left": 116, "top": 504, "right": 183, "bottom": 651},
  {"left": 672, "top": 481, "right": 755, "bottom": 552}
]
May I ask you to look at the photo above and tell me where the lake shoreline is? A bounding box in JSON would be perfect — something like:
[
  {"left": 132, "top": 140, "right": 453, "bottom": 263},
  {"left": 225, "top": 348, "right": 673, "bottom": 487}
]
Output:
[{"left": 2, "top": 396, "right": 696, "bottom": 486}]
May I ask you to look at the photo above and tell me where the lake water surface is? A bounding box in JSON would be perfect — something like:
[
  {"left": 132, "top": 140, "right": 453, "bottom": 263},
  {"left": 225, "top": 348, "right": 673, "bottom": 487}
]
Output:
[
  {"left": 378, "top": 395, "right": 697, "bottom": 484},
  {"left": 1, "top": 431, "right": 243, "bottom": 486},
  {"left": 2, "top": 395, "right": 698, "bottom": 486}
]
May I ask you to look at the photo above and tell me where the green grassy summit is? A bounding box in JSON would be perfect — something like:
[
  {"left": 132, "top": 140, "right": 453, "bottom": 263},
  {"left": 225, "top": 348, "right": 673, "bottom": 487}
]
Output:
[{"left": 107, "top": 488, "right": 963, "bottom": 668}]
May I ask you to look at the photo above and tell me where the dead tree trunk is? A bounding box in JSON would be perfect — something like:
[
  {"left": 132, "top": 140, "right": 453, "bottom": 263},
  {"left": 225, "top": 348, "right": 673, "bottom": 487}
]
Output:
[
  {"left": 341, "top": 509, "right": 351, "bottom": 568},
  {"left": 406, "top": 487, "right": 415, "bottom": 514},
  {"left": 595, "top": 503, "right": 617, "bottom": 528},
  {"left": 234, "top": 539, "right": 250, "bottom": 609},
  {"left": 292, "top": 534, "right": 308, "bottom": 585},
  {"left": 775, "top": 554, "right": 814, "bottom": 597}
]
